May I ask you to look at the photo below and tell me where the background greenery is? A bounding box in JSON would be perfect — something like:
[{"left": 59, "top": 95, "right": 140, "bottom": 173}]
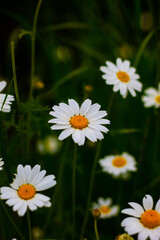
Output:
[{"left": 0, "top": 0, "right": 160, "bottom": 239}]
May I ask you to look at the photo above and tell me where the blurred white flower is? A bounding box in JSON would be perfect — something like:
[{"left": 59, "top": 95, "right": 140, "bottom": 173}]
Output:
[
  {"left": 99, "top": 152, "right": 137, "bottom": 177},
  {"left": 0, "top": 81, "right": 14, "bottom": 112},
  {"left": 121, "top": 194, "right": 160, "bottom": 240},
  {"left": 91, "top": 197, "right": 119, "bottom": 219},
  {"left": 142, "top": 83, "right": 160, "bottom": 108},
  {"left": 1, "top": 164, "right": 56, "bottom": 216},
  {"left": 100, "top": 58, "right": 142, "bottom": 98},
  {"left": 37, "top": 135, "right": 61, "bottom": 155},
  {"left": 48, "top": 99, "right": 110, "bottom": 146}
]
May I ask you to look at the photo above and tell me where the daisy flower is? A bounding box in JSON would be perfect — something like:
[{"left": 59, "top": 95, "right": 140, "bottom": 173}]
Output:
[
  {"left": 48, "top": 99, "right": 110, "bottom": 146},
  {"left": 0, "top": 158, "right": 4, "bottom": 170},
  {"left": 0, "top": 81, "right": 14, "bottom": 112},
  {"left": 91, "top": 197, "right": 119, "bottom": 219},
  {"left": 142, "top": 83, "right": 160, "bottom": 108},
  {"left": 121, "top": 194, "right": 160, "bottom": 240},
  {"left": 100, "top": 58, "right": 142, "bottom": 98},
  {"left": 99, "top": 152, "right": 137, "bottom": 177},
  {"left": 1, "top": 164, "right": 56, "bottom": 216}
]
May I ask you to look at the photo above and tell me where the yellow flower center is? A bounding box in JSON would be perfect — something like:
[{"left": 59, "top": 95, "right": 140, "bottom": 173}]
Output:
[
  {"left": 112, "top": 156, "right": 127, "bottom": 167},
  {"left": 99, "top": 206, "right": 111, "bottom": 214},
  {"left": 18, "top": 184, "right": 36, "bottom": 200},
  {"left": 140, "top": 210, "right": 160, "bottom": 228},
  {"left": 70, "top": 115, "right": 88, "bottom": 130},
  {"left": 155, "top": 95, "right": 160, "bottom": 104},
  {"left": 117, "top": 71, "right": 130, "bottom": 83}
]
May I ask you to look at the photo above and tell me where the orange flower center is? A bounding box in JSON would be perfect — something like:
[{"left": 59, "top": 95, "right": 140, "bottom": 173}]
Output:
[
  {"left": 155, "top": 95, "right": 160, "bottom": 104},
  {"left": 70, "top": 115, "right": 88, "bottom": 130},
  {"left": 99, "top": 206, "right": 111, "bottom": 214},
  {"left": 140, "top": 210, "right": 160, "bottom": 228},
  {"left": 18, "top": 184, "right": 36, "bottom": 200},
  {"left": 117, "top": 71, "right": 130, "bottom": 83},
  {"left": 112, "top": 156, "right": 127, "bottom": 167}
]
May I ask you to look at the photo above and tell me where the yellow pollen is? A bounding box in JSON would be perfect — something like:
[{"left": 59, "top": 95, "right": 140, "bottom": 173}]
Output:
[
  {"left": 140, "top": 210, "right": 160, "bottom": 228},
  {"left": 112, "top": 156, "right": 127, "bottom": 167},
  {"left": 70, "top": 115, "right": 88, "bottom": 130},
  {"left": 155, "top": 95, "right": 160, "bottom": 104},
  {"left": 99, "top": 206, "right": 111, "bottom": 214},
  {"left": 18, "top": 184, "right": 36, "bottom": 200},
  {"left": 117, "top": 71, "right": 130, "bottom": 83}
]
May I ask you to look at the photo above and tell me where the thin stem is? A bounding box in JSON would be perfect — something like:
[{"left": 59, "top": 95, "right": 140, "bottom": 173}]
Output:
[
  {"left": 43, "top": 140, "right": 70, "bottom": 234},
  {"left": 29, "top": 0, "right": 43, "bottom": 99},
  {"left": 72, "top": 143, "right": 77, "bottom": 240},
  {"left": 27, "top": 209, "right": 32, "bottom": 240},
  {"left": 26, "top": 0, "right": 43, "bottom": 162},
  {"left": 79, "top": 141, "right": 101, "bottom": 240},
  {"left": 94, "top": 218, "right": 100, "bottom": 240},
  {"left": 11, "top": 41, "right": 20, "bottom": 110},
  {"left": 0, "top": 201, "right": 25, "bottom": 240}
]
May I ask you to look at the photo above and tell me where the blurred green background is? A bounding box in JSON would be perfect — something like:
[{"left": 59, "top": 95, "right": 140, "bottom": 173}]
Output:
[{"left": 0, "top": 0, "right": 160, "bottom": 239}]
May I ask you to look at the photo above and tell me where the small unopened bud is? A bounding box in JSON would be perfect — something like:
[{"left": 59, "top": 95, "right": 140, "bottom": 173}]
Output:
[
  {"left": 84, "top": 85, "right": 93, "bottom": 93},
  {"left": 92, "top": 208, "right": 101, "bottom": 219},
  {"left": 115, "top": 233, "right": 134, "bottom": 240}
]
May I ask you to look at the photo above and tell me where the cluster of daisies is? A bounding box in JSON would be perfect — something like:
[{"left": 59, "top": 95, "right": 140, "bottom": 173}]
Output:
[{"left": 0, "top": 57, "right": 160, "bottom": 240}]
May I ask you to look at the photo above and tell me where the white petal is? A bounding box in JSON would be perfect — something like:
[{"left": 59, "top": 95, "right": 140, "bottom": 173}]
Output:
[
  {"left": 88, "top": 111, "right": 107, "bottom": 121},
  {"left": 0, "top": 81, "right": 6, "bottom": 92},
  {"left": 80, "top": 99, "right": 92, "bottom": 115},
  {"left": 106, "top": 61, "right": 118, "bottom": 72},
  {"left": 68, "top": 99, "right": 80, "bottom": 115},
  {"left": 28, "top": 201, "right": 37, "bottom": 211},
  {"left": 17, "top": 165, "right": 26, "bottom": 184},
  {"left": 35, "top": 193, "right": 50, "bottom": 202},
  {"left": 13, "top": 199, "right": 24, "bottom": 211},
  {"left": 51, "top": 124, "right": 70, "bottom": 130},
  {"left": 121, "top": 208, "right": 141, "bottom": 217},
  {"left": 6, "top": 197, "right": 19, "bottom": 206},
  {"left": 59, "top": 103, "right": 74, "bottom": 116},
  {"left": 24, "top": 165, "right": 32, "bottom": 183},
  {"left": 155, "top": 199, "right": 160, "bottom": 212},
  {"left": 128, "top": 202, "right": 144, "bottom": 214},
  {"left": 29, "top": 165, "right": 41, "bottom": 184},
  {"left": 82, "top": 128, "right": 97, "bottom": 142},
  {"left": 58, "top": 128, "right": 74, "bottom": 140},
  {"left": 72, "top": 130, "right": 82, "bottom": 144},
  {"left": 143, "top": 195, "right": 153, "bottom": 210},
  {"left": 137, "top": 229, "right": 150, "bottom": 240},
  {"left": 17, "top": 201, "right": 28, "bottom": 216}
]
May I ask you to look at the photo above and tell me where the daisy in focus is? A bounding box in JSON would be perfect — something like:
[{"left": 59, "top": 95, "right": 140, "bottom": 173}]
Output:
[
  {"left": 0, "top": 158, "right": 4, "bottom": 170},
  {"left": 0, "top": 81, "right": 14, "bottom": 112},
  {"left": 142, "top": 83, "right": 160, "bottom": 108},
  {"left": 100, "top": 58, "right": 142, "bottom": 98},
  {"left": 1, "top": 164, "right": 56, "bottom": 216},
  {"left": 121, "top": 194, "right": 160, "bottom": 240},
  {"left": 99, "top": 152, "right": 137, "bottom": 177},
  {"left": 48, "top": 99, "right": 110, "bottom": 146},
  {"left": 91, "top": 197, "right": 119, "bottom": 219}
]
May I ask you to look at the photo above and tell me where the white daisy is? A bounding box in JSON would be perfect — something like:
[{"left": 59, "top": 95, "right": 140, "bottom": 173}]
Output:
[
  {"left": 100, "top": 58, "right": 142, "bottom": 98},
  {"left": 91, "top": 197, "right": 119, "bottom": 219},
  {"left": 0, "top": 81, "right": 15, "bottom": 112},
  {"left": 142, "top": 83, "right": 160, "bottom": 108},
  {"left": 48, "top": 99, "right": 110, "bottom": 146},
  {"left": 121, "top": 194, "right": 160, "bottom": 240},
  {"left": 99, "top": 152, "right": 137, "bottom": 177},
  {"left": 1, "top": 164, "right": 56, "bottom": 216},
  {"left": 0, "top": 158, "right": 4, "bottom": 170}
]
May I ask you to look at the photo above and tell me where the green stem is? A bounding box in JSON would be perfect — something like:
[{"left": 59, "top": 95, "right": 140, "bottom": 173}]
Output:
[
  {"left": 27, "top": 209, "right": 32, "bottom": 240},
  {"left": 94, "top": 218, "right": 100, "bottom": 240},
  {"left": 29, "top": 0, "right": 43, "bottom": 99},
  {"left": 26, "top": 0, "right": 43, "bottom": 162},
  {"left": 43, "top": 140, "right": 70, "bottom": 234},
  {"left": 0, "top": 201, "right": 25, "bottom": 240},
  {"left": 72, "top": 143, "right": 77, "bottom": 240},
  {"left": 11, "top": 41, "right": 20, "bottom": 110},
  {"left": 79, "top": 141, "right": 101, "bottom": 240}
]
